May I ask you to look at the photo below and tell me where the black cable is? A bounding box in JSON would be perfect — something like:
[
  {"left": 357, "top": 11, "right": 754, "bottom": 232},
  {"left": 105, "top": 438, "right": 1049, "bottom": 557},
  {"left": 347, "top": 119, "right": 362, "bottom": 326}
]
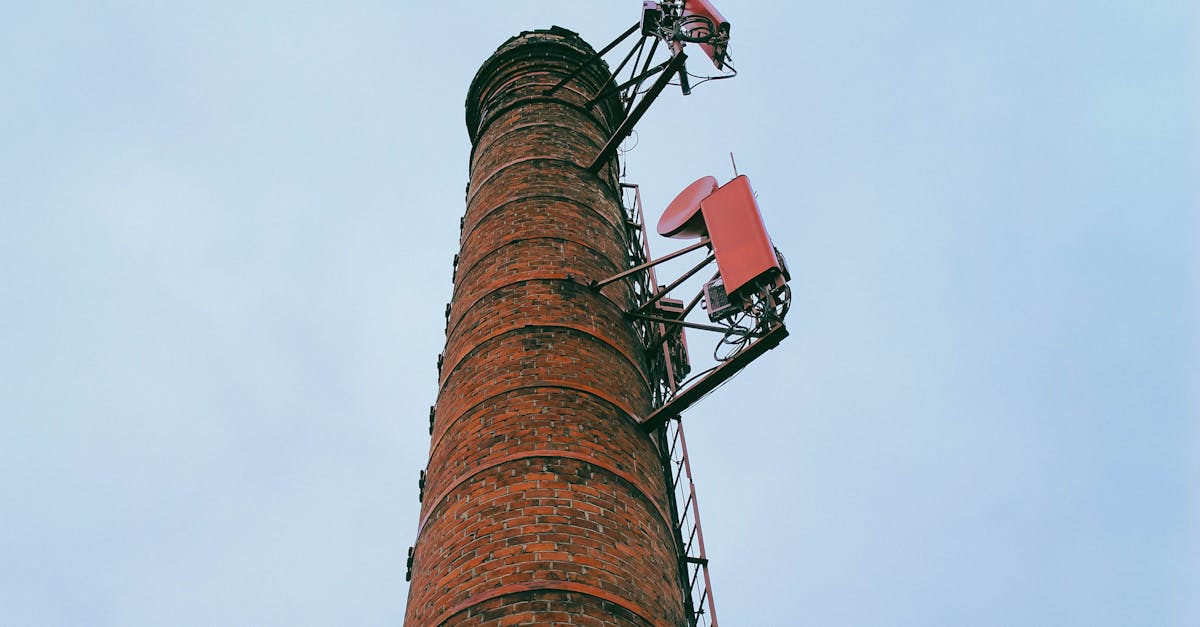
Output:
[{"left": 675, "top": 15, "right": 716, "bottom": 43}]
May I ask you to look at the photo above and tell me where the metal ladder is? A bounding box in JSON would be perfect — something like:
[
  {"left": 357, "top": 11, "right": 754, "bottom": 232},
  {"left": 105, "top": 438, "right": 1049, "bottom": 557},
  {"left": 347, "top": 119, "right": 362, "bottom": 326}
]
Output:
[{"left": 620, "top": 182, "right": 719, "bottom": 627}]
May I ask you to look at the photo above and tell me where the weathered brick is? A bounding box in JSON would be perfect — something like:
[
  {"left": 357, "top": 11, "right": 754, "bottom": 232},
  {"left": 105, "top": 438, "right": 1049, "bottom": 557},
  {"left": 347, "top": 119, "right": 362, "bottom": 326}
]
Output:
[{"left": 404, "top": 27, "right": 685, "bottom": 627}]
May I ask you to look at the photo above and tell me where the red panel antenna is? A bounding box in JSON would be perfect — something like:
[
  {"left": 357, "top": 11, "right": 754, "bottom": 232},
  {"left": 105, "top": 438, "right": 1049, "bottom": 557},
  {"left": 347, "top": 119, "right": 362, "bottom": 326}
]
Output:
[
  {"left": 700, "top": 175, "right": 782, "bottom": 296},
  {"left": 682, "top": 0, "right": 731, "bottom": 69}
]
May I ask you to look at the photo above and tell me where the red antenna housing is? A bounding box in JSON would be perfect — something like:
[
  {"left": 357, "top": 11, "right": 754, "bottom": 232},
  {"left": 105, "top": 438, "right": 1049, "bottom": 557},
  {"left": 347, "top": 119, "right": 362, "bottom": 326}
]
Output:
[{"left": 682, "top": 0, "right": 731, "bottom": 69}]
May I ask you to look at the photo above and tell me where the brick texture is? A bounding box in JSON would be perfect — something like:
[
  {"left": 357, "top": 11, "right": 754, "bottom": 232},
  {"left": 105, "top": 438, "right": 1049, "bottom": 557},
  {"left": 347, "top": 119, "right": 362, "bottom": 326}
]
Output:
[{"left": 404, "top": 27, "right": 686, "bottom": 626}]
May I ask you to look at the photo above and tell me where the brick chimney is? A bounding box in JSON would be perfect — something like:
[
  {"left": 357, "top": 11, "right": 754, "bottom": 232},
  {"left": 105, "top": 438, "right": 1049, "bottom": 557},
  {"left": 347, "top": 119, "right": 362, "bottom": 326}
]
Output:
[{"left": 403, "top": 27, "right": 688, "bottom": 625}]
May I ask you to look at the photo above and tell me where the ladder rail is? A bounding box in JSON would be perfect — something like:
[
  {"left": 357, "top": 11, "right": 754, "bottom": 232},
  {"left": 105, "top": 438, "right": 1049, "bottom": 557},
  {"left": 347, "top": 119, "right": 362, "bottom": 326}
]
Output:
[{"left": 620, "top": 182, "right": 719, "bottom": 627}]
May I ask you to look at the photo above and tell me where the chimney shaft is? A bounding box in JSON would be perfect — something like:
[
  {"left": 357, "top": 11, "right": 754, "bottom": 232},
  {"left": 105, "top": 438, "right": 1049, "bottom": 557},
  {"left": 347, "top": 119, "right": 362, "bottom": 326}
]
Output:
[{"left": 404, "top": 27, "right": 687, "bottom": 625}]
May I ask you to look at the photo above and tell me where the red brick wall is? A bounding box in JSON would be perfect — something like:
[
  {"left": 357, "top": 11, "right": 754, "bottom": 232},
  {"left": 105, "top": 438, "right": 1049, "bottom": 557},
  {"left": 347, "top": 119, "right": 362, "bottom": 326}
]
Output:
[{"left": 404, "top": 27, "right": 686, "bottom": 626}]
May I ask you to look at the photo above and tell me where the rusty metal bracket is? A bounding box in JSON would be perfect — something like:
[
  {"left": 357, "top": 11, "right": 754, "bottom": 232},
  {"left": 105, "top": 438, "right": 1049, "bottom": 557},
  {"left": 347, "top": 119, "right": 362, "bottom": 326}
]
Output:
[{"left": 639, "top": 324, "right": 789, "bottom": 432}]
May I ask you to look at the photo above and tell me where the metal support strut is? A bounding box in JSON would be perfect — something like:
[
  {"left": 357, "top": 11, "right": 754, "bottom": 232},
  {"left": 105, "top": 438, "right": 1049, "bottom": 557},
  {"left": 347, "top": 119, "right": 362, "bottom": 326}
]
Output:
[
  {"left": 589, "top": 52, "right": 688, "bottom": 173},
  {"left": 544, "top": 22, "right": 640, "bottom": 97}
]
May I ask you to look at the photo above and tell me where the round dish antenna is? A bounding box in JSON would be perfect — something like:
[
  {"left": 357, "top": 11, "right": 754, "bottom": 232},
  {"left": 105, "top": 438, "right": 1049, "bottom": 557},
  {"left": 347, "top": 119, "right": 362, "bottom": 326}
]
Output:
[{"left": 657, "top": 175, "right": 717, "bottom": 239}]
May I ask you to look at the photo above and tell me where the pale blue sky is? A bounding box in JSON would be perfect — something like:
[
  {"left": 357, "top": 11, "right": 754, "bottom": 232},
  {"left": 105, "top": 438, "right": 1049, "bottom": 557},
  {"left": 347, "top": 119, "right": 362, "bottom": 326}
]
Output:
[{"left": 1, "top": 2, "right": 1196, "bottom": 625}]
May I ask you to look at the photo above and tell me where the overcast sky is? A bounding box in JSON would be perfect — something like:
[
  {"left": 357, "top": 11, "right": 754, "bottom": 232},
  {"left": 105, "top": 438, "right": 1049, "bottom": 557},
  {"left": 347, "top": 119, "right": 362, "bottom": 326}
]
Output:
[{"left": 2, "top": 1, "right": 1196, "bottom": 625}]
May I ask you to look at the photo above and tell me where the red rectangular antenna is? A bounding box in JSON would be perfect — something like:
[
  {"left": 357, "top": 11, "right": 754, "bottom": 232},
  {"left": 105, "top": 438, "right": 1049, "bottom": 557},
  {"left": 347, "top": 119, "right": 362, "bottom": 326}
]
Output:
[
  {"left": 701, "top": 175, "right": 782, "bottom": 296},
  {"left": 682, "top": 0, "right": 731, "bottom": 69}
]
